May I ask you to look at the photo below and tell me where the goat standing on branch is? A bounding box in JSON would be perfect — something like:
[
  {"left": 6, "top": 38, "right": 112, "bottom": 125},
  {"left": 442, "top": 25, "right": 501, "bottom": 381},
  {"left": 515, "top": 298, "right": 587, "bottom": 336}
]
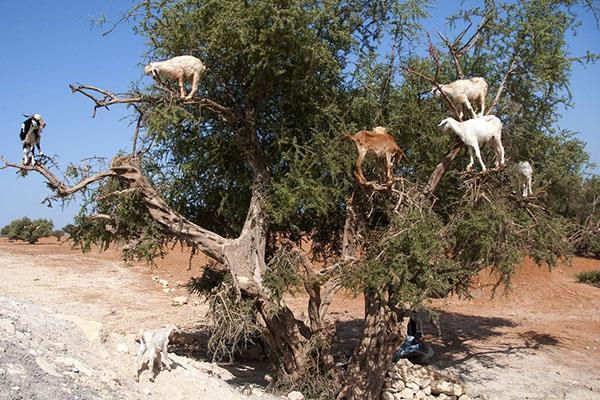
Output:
[
  {"left": 347, "top": 126, "right": 405, "bottom": 186},
  {"left": 144, "top": 55, "right": 206, "bottom": 100},
  {"left": 432, "top": 77, "right": 488, "bottom": 119},
  {"left": 438, "top": 116, "right": 505, "bottom": 172},
  {"left": 517, "top": 161, "right": 533, "bottom": 197},
  {"left": 20, "top": 114, "right": 46, "bottom": 166}
]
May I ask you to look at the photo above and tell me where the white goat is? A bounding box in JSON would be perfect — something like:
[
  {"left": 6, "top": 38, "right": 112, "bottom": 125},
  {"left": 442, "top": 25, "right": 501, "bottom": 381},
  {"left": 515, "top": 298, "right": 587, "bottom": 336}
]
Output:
[
  {"left": 20, "top": 114, "right": 46, "bottom": 166},
  {"left": 144, "top": 55, "right": 206, "bottom": 100},
  {"left": 438, "top": 115, "right": 505, "bottom": 172},
  {"left": 517, "top": 161, "right": 533, "bottom": 197},
  {"left": 134, "top": 324, "right": 179, "bottom": 382},
  {"left": 432, "top": 77, "right": 488, "bottom": 118}
]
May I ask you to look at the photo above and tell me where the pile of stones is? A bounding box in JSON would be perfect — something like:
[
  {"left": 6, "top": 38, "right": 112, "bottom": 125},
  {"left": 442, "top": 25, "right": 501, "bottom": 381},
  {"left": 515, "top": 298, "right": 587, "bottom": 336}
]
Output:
[{"left": 381, "top": 358, "right": 471, "bottom": 400}]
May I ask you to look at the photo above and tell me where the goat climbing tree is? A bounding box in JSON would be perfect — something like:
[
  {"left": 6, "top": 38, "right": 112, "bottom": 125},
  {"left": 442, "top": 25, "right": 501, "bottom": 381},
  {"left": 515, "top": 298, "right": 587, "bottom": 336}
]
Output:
[{"left": 2, "top": 1, "right": 597, "bottom": 399}]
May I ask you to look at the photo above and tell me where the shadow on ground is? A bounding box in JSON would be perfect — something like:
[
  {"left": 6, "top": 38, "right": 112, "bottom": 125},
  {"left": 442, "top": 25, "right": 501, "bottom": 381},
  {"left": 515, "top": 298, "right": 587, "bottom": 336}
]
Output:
[
  {"left": 426, "top": 311, "right": 561, "bottom": 373},
  {"left": 169, "top": 326, "right": 272, "bottom": 387}
]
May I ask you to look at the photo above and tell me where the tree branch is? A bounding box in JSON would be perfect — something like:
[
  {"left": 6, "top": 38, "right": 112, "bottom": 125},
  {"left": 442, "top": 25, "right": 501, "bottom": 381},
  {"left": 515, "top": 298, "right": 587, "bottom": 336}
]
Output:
[
  {"left": 70, "top": 83, "right": 240, "bottom": 125},
  {"left": 486, "top": 54, "right": 519, "bottom": 115},
  {"left": 0, "top": 155, "right": 116, "bottom": 196},
  {"left": 1, "top": 155, "right": 231, "bottom": 262},
  {"left": 422, "top": 139, "right": 464, "bottom": 196}
]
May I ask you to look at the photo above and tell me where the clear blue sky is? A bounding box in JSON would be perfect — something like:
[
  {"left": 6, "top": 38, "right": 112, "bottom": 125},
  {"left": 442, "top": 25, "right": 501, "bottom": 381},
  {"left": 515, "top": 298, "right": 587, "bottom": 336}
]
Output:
[{"left": 0, "top": 1, "right": 598, "bottom": 229}]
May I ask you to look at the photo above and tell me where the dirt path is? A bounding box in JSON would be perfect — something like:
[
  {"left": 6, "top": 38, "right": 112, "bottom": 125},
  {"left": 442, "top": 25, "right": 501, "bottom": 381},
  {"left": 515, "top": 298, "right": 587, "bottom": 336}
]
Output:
[
  {"left": 0, "top": 238, "right": 599, "bottom": 399},
  {"left": 0, "top": 239, "right": 276, "bottom": 400}
]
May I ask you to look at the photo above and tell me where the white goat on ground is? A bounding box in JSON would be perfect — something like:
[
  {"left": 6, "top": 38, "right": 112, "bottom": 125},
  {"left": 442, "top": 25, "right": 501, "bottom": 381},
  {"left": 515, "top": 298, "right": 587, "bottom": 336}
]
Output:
[
  {"left": 517, "top": 161, "right": 533, "bottom": 197},
  {"left": 438, "top": 115, "right": 505, "bottom": 172},
  {"left": 432, "top": 77, "right": 488, "bottom": 119},
  {"left": 20, "top": 114, "right": 46, "bottom": 166},
  {"left": 144, "top": 55, "right": 206, "bottom": 100},
  {"left": 134, "top": 324, "right": 179, "bottom": 382}
]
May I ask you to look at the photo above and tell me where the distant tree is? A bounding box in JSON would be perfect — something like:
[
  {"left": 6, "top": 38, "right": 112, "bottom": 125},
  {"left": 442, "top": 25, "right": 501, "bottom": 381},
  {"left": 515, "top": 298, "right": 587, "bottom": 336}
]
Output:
[
  {"left": 1, "top": 217, "right": 54, "bottom": 244},
  {"left": 1, "top": 0, "right": 598, "bottom": 398}
]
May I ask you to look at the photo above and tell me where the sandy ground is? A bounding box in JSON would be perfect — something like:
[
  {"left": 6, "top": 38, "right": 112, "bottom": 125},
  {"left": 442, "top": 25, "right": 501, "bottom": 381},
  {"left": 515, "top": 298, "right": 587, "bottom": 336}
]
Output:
[{"left": 0, "top": 237, "right": 599, "bottom": 399}]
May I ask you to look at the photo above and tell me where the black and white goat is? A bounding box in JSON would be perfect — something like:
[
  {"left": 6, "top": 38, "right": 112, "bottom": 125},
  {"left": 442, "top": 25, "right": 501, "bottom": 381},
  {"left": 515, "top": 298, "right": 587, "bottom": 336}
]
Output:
[{"left": 20, "top": 114, "right": 46, "bottom": 166}]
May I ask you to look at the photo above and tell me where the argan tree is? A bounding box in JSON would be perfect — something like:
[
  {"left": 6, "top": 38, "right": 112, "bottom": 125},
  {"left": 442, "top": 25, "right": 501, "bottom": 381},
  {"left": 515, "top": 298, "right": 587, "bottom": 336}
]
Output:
[
  {"left": 1, "top": 217, "right": 54, "bottom": 244},
  {"left": 1, "top": 0, "right": 597, "bottom": 398}
]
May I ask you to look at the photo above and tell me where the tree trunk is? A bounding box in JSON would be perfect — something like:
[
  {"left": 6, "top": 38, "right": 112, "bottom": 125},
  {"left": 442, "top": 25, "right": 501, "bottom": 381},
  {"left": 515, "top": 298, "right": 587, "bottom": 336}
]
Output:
[
  {"left": 337, "top": 289, "right": 408, "bottom": 400},
  {"left": 257, "top": 299, "right": 311, "bottom": 382}
]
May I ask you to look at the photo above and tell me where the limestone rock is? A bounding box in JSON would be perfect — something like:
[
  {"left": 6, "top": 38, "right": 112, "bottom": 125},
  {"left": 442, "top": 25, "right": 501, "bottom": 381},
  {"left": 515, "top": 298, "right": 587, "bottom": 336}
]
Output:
[
  {"left": 406, "top": 382, "right": 420, "bottom": 391},
  {"left": 431, "top": 380, "right": 463, "bottom": 397},
  {"left": 171, "top": 296, "right": 188, "bottom": 306},
  {"left": 458, "top": 395, "right": 471, "bottom": 400},
  {"left": 398, "top": 387, "right": 415, "bottom": 399},
  {"left": 288, "top": 391, "right": 305, "bottom": 400},
  {"left": 381, "top": 391, "right": 395, "bottom": 400}
]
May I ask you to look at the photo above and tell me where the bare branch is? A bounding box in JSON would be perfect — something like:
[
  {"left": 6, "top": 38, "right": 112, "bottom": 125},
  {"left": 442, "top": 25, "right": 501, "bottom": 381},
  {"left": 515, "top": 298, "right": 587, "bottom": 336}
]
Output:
[
  {"left": 0, "top": 155, "right": 116, "bottom": 196},
  {"left": 456, "top": 17, "right": 489, "bottom": 55},
  {"left": 436, "top": 29, "right": 464, "bottom": 79},
  {"left": 486, "top": 54, "right": 519, "bottom": 115},
  {"left": 70, "top": 83, "right": 240, "bottom": 125}
]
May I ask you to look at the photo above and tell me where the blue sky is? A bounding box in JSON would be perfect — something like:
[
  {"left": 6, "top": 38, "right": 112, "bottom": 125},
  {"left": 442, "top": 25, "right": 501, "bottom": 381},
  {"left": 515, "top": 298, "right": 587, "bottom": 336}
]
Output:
[{"left": 0, "top": 1, "right": 598, "bottom": 229}]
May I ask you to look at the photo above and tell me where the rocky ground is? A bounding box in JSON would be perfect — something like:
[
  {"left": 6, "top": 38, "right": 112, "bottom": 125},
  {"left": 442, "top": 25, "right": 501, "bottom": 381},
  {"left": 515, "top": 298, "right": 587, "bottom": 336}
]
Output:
[{"left": 0, "top": 238, "right": 599, "bottom": 400}]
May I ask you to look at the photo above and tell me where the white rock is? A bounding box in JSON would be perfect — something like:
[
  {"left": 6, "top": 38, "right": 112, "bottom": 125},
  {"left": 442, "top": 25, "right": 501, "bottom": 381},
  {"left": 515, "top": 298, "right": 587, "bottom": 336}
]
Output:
[
  {"left": 0, "top": 368, "right": 5, "bottom": 376},
  {"left": 431, "top": 380, "right": 463, "bottom": 397},
  {"left": 406, "top": 382, "right": 420, "bottom": 391},
  {"left": 116, "top": 343, "right": 129, "bottom": 353},
  {"left": 143, "top": 387, "right": 151, "bottom": 395},
  {"left": 398, "top": 387, "right": 415, "bottom": 399},
  {"left": 172, "top": 296, "right": 188, "bottom": 306},
  {"left": 458, "top": 395, "right": 471, "bottom": 400},
  {"left": 381, "top": 391, "right": 395, "bottom": 400},
  {"left": 422, "top": 386, "right": 431, "bottom": 395},
  {"left": 414, "top": 391, "right": 428, "bottom": 400},
  {"left": 414, "top": 378, "right": 432, "bottom": 389},
  {"left": 287, "top": 391, "right": 305, "bottom": 400},
  {"left": 158, "top": 279, "right": 169, "bottom": 287},
  {"left": 392, "top": 380, "right": 406, "bottom": 391}
]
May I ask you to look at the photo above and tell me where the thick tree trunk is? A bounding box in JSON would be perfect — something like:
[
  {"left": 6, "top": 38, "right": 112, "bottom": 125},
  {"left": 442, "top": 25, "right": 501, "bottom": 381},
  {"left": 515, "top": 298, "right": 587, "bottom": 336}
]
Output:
[
  {"left": 337, "top": 290, "right": 408, "bottom": 400},
  {"left": 257, "top": 299, "right": 311, "bottom": 382}
]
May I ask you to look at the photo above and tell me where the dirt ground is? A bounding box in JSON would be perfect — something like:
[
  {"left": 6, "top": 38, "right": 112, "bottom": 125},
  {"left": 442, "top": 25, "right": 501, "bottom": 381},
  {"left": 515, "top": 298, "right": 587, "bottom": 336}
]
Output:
[{"left": 0, "top": 237, "right": 599, "bottom": 399}]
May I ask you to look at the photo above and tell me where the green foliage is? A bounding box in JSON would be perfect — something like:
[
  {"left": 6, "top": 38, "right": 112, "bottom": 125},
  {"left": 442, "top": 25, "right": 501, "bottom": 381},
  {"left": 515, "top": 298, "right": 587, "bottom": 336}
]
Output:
[
  {"left": 264, "top": 244, "right": 304, "bottom": 301},
  {"left": 576, "top": 269, "right": 600, "bottom": 287},
  {"left": 1, "top": 217, "right": 54, "bottom": 244}
]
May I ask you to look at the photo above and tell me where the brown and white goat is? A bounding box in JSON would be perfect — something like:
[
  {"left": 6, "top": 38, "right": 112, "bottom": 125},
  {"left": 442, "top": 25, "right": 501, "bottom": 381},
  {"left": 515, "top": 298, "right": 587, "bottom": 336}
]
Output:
[{"left": 347, "top": 126, "right": 405, "bottom": 185}]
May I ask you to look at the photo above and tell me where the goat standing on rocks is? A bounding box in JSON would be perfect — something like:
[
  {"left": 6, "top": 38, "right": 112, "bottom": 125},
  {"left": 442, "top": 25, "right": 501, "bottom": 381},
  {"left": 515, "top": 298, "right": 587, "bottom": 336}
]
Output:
[
  {"left": 134, "top": 324, "right": 179, "bottom": 382},
  {"left": 432, "top": 77, "right": 488, "bottom": 119},
  {"left": 20, "top": 114, "right": 46, "bottom": 166},
  {"left": 348, "top": 126, "right": 405, "bottom": 185},
  {"left": 438, "top": 115, "right": 505, "bottom": 172},
  {"left": 144, "top": 55, "right": 207, "bottom": 100}
]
